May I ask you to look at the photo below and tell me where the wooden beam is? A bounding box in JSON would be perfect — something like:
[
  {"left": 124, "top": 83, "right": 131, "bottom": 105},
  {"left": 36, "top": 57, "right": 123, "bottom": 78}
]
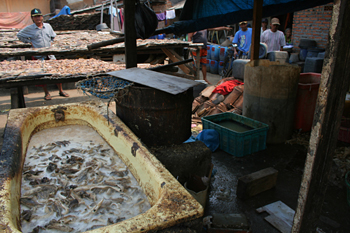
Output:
[
  {"left": 161, "top": 48, "right": 192, "bottom": 75},
  {"left": 250, "top": 0, "right": 263, "bottom": 64},
  {"left": 124, "top": 0, "right": 137, "bottom": 68},
  {"left": 292, "top": 0, "right": 350, "bottom": 232}
]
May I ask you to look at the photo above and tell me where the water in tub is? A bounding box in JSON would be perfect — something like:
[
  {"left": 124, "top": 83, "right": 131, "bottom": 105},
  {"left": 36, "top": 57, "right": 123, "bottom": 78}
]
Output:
[{"left": 21, "top": 125, "right": 151, "bottom": 233}]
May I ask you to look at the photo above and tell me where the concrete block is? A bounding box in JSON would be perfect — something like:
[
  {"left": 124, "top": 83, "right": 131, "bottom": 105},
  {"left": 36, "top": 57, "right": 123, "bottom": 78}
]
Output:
[
  {"left": 211, "top": 213, "right": 250, "bottom": 229},
  {"left": 237, "top": 167, "right": 278, "bottom": 198}
]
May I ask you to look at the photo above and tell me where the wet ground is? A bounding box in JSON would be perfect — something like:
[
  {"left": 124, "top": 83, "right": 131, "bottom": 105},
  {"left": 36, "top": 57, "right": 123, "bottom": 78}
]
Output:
[
  {"left": 206, "top": 131, "right": 350, "bottom": 232},
  {"left": 0, "top": 73, "right": 349, "bottom": 232}
]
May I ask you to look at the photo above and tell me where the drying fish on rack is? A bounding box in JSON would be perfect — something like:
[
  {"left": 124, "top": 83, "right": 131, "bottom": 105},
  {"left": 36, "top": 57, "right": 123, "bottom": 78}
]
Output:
[
  {"left": 0, "top": 30, "right": 195, "bottom": 57},
  {"left": 0, "top": 58, "right": 159, "bottom": 81},
  {"left": 21, "top": 125, "right": 150, "bottom": 233}
]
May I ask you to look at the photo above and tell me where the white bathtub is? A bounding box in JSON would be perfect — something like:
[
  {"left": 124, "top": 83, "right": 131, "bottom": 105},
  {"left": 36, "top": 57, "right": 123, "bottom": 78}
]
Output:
[{"left": 0, "top": 100, "right": 203, "bottom": 232}]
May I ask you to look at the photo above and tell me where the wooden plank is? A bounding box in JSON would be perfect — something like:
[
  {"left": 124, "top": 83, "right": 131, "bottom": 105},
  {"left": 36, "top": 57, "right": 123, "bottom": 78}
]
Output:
[
  {"left": 200, "top": 86, "right": 216, "bottom": 98},
  {"left": 250, "top": 0, "right": 263, "bottom": 63},
  {"left": 237, "top": 167, "right": 278, "bottom": 198},
  {"left": 150, "top": 54, "right": 167, "bottom": 65},
  {"left": 107, "top": 67, "right": 198, "bottom": 95},
  {"left": 167, "top": 48, "right": 195, "bottom": 74},
  {"left": 265, "top": 215, "right": 291, "bottom": 233},
  {"left": 292, "top": 1, "right": 350, "bottom": 232},
  {"left": 161, "top": 48, "right": 191, "bottom": 75},
  {"left": 147, "top": 58, "right": 194, "bottom": 71},
  {"left": 257, "top": 201, "right": 294, "bottom": 233},
  {"left": 124, "top": 0, "right": 137, "bottom": 68}
]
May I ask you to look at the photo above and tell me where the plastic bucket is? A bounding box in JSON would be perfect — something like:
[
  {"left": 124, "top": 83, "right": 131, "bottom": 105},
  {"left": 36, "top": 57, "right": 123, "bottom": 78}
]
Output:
[
  {"left": 294, "top": 73, "right": 321, "bottom": 132},
  {"left": 207, "top": 45, "right": 212, "bottom": 59},
  {"left": 346, "top": 171, "right": 350, "bottom": 207},
  {"left": 219, "top": 47, "right": 227, "bottom": 61},
  {"left": 210, "top": 60, "right": 219, "bottom": 74},
  {"left": 211, "top": 45, "right": 220, "bottom": 61}
]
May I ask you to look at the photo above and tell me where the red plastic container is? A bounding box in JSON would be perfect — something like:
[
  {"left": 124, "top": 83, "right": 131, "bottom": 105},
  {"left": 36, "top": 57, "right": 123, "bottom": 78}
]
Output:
[
  {"left": 294, "top": 73, "right": 321, "bottom": 132},
  {"left": 338, "top": 118, "right": 350, "bottom": 143}
]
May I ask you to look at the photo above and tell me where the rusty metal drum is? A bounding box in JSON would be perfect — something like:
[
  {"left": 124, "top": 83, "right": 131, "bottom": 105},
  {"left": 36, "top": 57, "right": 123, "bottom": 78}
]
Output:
[{"left": 115, "top": 85, "right": 193, "bottom": 147}]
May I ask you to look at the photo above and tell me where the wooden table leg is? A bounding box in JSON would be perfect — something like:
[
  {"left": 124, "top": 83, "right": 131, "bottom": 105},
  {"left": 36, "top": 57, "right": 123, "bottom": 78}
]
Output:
[
  {"left": 17, "top": 86, "right": 26, "bottom": 108},
  {"left": 11, "top": 87, "right": 26, "bottom": 109}
]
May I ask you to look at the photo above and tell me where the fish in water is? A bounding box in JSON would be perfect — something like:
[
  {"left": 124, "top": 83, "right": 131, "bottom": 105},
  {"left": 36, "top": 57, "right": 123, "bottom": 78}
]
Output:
[
  {"left": 45, "top": 219, "right": 74, "bottom": 232},
  {"left": 20, "top": 197, "right": 42, "bottom": 208}
]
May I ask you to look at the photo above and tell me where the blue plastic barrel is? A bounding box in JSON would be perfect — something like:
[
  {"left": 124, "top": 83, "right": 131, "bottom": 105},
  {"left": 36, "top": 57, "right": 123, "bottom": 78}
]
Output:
[
  {"left": 210, "top": 60, "right": 219, "bottom": 74},
  {"left": 219, "top": 47, "right": 227, "bottom": 61},
  {"left": 300, "top": 48, "right": 308, "bottom": 61},
  {"left": 206, "top": 59, "right": 211, "bottom": 71},
  {"left": 207, "top": 45, "right": 212, "bottom": 59},
  {"left": 218, "top": 61, "right": 224, "bottom": 74},
  {"left": 211, "top": 45, "right": 220, "bottom": 61}
]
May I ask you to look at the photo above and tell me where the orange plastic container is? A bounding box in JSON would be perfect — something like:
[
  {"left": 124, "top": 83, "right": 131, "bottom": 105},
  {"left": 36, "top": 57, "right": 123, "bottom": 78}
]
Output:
[{"left": 294, "top": 73, "right": 321, "bottom": 132}]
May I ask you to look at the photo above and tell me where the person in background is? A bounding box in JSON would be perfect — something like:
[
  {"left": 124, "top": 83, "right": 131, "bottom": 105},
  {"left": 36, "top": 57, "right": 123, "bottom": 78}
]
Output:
[
  {"left": 261, "top": 18, "right": 268, "bottom": 35},
  {"left": 260, "top": 18, "right": 286, "bottom": 53},
  {"left": 285, "top": 28, "right": 292, "bottom": 44},
  {"left": 17, "top": 8, "right": 69, "bottom": 100},
  {"left": 232, "top": 21, "right": 252, "bottom": 58},
  {"left": 188, "top": 27, "right": 231, "bottom": 85},
  {"left": 188, "top": 30, "right": 210, "bottom": 84}
]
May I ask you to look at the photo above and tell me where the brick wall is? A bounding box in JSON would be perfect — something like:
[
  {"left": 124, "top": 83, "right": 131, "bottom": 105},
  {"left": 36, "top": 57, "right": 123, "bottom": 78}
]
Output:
[{"left": 292, "top": 3, "right": 333, "bottom": 49}]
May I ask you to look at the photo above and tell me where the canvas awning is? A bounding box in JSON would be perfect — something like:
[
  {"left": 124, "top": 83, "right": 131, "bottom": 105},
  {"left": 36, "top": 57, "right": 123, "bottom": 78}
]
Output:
[
  {"left": 0, "top": 12, "right": 32, "bottom": 29},
  {"left": 162, "top": 0, "right": 333, "bottom": 35},
  {"left": 168, "top": 0, "right": 185, "bottom": 10}
]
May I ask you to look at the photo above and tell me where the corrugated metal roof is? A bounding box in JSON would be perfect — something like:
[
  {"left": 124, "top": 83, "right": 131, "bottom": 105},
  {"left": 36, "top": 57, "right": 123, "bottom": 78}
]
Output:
[{"left": 168, "top": 0, "right": 185, "bottom": 10}]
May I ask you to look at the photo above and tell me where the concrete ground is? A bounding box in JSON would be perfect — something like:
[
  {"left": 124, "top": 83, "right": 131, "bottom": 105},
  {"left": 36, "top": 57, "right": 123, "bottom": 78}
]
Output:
[{"left": 0, "top": 72, "right": 349, "bottom": 232}]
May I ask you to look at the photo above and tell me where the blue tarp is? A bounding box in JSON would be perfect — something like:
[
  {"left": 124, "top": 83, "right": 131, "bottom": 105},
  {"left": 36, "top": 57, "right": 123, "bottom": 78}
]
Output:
[
  {"left": 50, "top": 6, "right": 71, "bottom": 19},
  {"left": 163, "top": 0, "right": 333, "bottom": 35}
]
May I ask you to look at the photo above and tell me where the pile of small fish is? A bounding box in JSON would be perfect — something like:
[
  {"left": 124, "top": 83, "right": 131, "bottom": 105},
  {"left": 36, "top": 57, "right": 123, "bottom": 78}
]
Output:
[
  {"left": 0, "top": 30, "right": 116, "bottom": 49},
  {"left": 0, "top": 58, "right": 158, "bottom": 79},
  {"left": 21, "top": 136, "right": 150, "bottom": 233}
]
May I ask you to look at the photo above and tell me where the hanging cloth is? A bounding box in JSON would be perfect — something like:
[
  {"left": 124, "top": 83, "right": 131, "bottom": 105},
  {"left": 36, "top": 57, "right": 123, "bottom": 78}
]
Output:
[
  {"left": 166, "top": 9, "right": 176, "bottom": 19},
  {"left": 156, "top": 12, "right": 166, "bottom": 21}
]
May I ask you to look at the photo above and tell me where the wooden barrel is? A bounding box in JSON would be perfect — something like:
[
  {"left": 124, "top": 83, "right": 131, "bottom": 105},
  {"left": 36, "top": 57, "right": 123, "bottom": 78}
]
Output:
[{"left": 115, "top": 85, "right": 193, "bottom": 147}]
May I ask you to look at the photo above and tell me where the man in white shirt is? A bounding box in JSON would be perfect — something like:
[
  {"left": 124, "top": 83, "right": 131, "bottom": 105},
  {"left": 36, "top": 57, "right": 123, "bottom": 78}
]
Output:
[
  {"left": 261, "top": 18, "right": 286, "bottom": 53},
  {"left": 17, "top": 8, "right": 69, "bottom": 100}
]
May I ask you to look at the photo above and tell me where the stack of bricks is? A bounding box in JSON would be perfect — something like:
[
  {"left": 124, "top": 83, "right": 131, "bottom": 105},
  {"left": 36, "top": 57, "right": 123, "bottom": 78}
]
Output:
[{"left": 292, "top": 3, "right": 333, "bottom": 50}]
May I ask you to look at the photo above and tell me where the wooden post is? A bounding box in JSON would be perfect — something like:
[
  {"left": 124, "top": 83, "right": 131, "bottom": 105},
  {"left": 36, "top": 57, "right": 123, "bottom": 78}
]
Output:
[
  {"left": 124, "top": 0, "right": 137, "bottom": 68},
  {"left": 292, "top": 0, "right": 350, "bottom": 232},
  {"left": 100, "top": 3, "right": 104, "bottom": 24},
  {"left": 110, "top": 0, "right": 114, "bottom": 30},
  {"left": 250, "top": 0, "right": 263, "bottom": 65}
]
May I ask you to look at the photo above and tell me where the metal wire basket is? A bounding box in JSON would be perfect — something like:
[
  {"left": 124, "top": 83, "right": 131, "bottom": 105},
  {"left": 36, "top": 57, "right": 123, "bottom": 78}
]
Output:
[{"left": 76, "top": 76, "right": 133, "bottom": 99}]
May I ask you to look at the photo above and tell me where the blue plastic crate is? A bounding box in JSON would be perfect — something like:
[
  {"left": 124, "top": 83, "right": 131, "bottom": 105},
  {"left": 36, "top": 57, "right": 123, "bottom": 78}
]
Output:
[{"left": 202, "top": 112, "right": 269, "bottom": 157}]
